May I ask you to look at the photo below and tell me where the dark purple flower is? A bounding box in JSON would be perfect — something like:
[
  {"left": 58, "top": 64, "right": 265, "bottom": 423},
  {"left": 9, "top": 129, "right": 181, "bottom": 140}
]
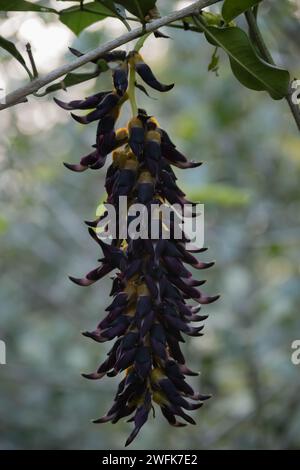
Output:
[{"left": 55, "top": 50, "right": 219, "bottom": 447}]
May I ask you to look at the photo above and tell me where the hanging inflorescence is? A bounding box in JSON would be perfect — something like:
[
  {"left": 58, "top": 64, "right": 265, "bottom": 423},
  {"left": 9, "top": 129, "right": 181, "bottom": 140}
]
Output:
[{"left": 55, "top": 45, "right": 219, "bottom": 447}]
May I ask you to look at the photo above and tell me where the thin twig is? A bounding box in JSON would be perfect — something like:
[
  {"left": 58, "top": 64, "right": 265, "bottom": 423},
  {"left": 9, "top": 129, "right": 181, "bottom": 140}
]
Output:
[
  {"left": 245, "top": 10, "right": 300, "bottom": 132},
  {"left": 0, "top": 0, "right": 221, "bottom": 111},
  {"left": 26, "top": 42, "right": 38, "bottom": 79},
  {"left": 124, "top": 15, "right": 200, "bottom": 31}
]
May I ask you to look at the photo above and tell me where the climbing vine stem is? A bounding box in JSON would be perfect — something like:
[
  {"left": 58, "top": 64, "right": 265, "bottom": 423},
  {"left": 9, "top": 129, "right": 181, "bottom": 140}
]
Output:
[{"left": 244, "top": 9, "right": 300, "bottom": 132}]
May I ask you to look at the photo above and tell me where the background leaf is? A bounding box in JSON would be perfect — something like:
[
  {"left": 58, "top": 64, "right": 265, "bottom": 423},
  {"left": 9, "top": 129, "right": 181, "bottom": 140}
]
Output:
[
  {"left": 0, "top": 0, "right": 57, "bottom": 13},
  {"left": 59, "top": 2, "right": 115, "bottom": 35},
  {"left": 202, "top": 25, "right": 290, "bottom": 100},
  {"left": 222, "top": 0, "right": 263, "bottom": 23},
  {"left": 208, "top": 47, "right": 220, "bottom": 75},
  {"left": 188, "top": 184, "right": 252, "bottom": 207},
  {"left": 0, "top": 35, "right": 32, "bottom": 78}
]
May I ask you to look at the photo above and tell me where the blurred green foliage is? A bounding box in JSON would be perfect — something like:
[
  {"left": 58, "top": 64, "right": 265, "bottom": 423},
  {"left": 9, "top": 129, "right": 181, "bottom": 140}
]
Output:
[{"left": 0, "top": 0, "right": 300, "bottom": 450}]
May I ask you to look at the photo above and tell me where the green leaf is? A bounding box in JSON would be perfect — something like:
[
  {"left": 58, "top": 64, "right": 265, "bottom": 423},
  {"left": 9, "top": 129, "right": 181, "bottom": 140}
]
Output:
[
  {"left": 0, "top": 0, "right": 57, "bottom": 13},
  {"left": 59, "top": 2, "right": 116, "bottom": 35},
  {"left": 202, "top": 25, "right": 290, "bottom": 100},
  {"left": 0, "top": 216, "right": 8, "bottom": 234},
  {"left": 188, "top": 184, "right": 252, "bottom": 208},
  {"left": 0, "top": 35, "right": 32, "bottom": 78},
  {"left": 40, "top": 71, "right": 101, "bottom": 95},
  {"left": 208, "top": 47, "right": 220, "bottom": 76},
  {"left": 116, "top": 0, "right": 156, "bottom": 19},
  {"left": 222, "top": 0, "right": 263, "bottom": 23}
]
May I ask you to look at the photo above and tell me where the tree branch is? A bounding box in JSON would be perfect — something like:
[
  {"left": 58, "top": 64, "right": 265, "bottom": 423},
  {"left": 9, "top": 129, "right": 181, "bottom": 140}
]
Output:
[{"left": 0, "top": 0, "right": 221, "bottom": 111}]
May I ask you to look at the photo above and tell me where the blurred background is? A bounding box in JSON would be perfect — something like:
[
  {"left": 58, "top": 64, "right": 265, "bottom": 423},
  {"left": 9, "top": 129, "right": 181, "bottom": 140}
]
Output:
[{"left": 0, "top": 0, "right": 300, "bottom": 450}]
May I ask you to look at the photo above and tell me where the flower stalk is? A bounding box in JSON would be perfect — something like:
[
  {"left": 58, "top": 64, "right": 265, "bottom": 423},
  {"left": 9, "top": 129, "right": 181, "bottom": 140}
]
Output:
[{"left": 128, "top": 64, "right": 138, "bottom": 117}]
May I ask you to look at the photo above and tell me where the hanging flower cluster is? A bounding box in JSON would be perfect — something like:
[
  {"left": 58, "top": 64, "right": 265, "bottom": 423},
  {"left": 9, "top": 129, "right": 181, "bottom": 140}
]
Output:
[{"left": 55, "top": 47, "right": 218, "bottom": 447}]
